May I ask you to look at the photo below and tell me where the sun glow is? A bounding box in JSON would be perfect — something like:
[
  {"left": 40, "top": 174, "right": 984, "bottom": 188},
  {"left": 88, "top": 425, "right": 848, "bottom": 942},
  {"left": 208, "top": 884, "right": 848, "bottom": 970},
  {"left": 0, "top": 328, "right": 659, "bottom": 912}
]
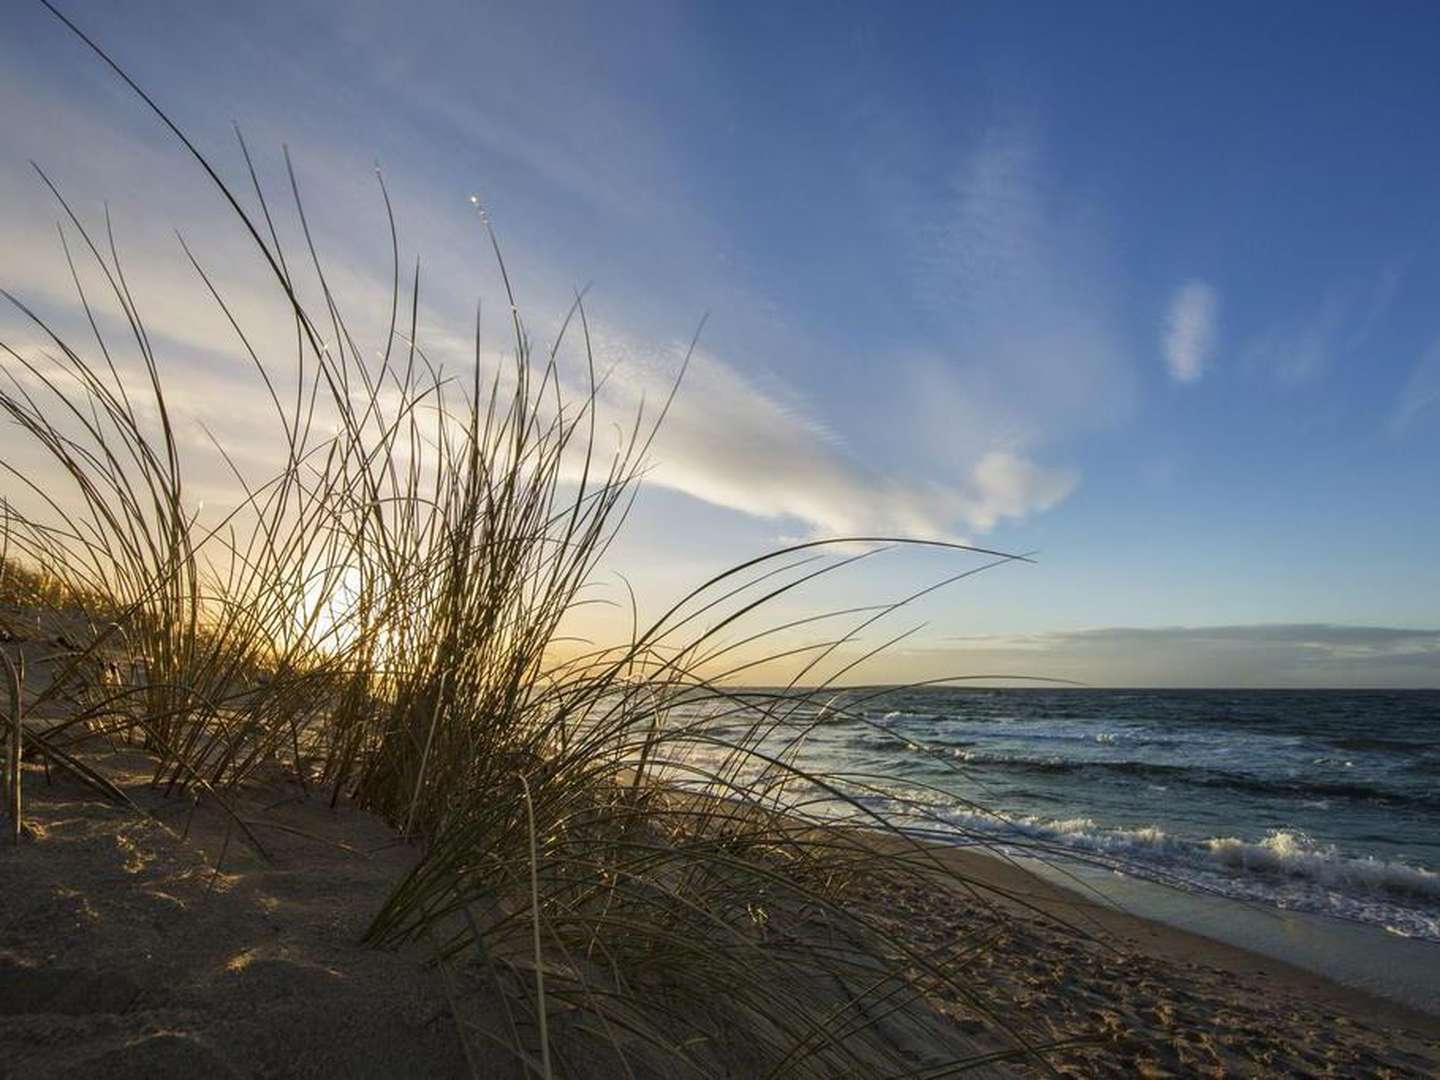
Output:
[{"left": 296, "top": 564, "right": 365, "bottom": 653}]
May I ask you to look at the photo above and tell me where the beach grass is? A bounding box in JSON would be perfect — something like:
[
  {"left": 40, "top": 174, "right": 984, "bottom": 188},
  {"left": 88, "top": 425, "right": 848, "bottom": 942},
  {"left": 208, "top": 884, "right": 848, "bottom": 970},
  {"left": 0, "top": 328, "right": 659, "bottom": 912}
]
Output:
[{"left": 0, "top": 7, "right": 1100, "bottom": 1077}]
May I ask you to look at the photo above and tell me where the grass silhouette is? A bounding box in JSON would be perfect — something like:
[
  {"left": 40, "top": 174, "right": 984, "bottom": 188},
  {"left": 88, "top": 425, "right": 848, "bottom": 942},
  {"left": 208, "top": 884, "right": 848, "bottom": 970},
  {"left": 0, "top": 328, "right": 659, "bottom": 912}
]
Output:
[{"left": 0, "top": 5, "right": 1084, "bottom": 1075}]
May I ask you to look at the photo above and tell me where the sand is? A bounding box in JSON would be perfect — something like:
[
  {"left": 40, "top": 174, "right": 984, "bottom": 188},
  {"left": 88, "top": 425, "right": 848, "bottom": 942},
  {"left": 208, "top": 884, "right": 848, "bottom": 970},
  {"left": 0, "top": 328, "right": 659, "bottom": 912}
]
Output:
[
  {"left": 870, "top": 841, "right": 1440, "bottom": 1076},
  {"left": 2, "top": 749, "right": 469, "bottom": 1078},
  {"left": 4, "top": 747, "right": 1439, "bottom": 1078}
]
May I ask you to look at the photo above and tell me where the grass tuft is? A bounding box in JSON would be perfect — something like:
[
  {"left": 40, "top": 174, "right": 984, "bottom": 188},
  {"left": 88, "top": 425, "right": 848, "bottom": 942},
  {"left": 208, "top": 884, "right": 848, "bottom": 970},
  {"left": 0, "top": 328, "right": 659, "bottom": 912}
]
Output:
[{"left": 0, "top": 6, "right": 1089, "bottom": 1075}]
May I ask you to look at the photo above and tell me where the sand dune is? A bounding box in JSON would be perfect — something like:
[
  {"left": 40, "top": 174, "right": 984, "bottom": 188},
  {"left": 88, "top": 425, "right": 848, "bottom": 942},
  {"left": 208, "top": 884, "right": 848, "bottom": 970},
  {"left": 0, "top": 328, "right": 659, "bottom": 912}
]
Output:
[{"left": 5, "top": 745, "right": 1438, "bottom": 1078}]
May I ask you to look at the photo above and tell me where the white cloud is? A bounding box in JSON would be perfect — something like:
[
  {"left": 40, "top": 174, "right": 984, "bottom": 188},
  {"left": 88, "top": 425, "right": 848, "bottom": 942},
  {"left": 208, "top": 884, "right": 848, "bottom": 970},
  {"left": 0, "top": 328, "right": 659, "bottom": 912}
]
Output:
[
  {"left": 962, "top": 450, "right": 1077, "bottom": 532},
  {"left": 819, "top": 115, "right": 1134, "bottom": 537},
  {"left": 1163, "top": 281, "right": 1218, "bottom": 383},
  {"left": 2, "top": 30, "right": 1101, "bottom": 556},
  {"left": 586, "top": 334, "right": 1076, "bottom": 539},
  {"left": 2, "top": 192, "right": 1076, "bottom": 547}
]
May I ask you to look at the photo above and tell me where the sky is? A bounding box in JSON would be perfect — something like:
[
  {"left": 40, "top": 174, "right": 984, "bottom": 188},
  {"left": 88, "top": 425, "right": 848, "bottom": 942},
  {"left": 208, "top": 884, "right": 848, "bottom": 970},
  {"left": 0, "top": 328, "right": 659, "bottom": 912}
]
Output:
[{"left": 2, "top": 1, "right": 1438, "bottom": 686}]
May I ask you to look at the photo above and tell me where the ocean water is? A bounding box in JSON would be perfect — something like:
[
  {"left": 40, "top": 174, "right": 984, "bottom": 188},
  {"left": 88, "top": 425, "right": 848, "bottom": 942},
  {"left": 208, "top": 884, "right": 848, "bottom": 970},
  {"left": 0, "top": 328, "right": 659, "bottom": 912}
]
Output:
[{"left": 688, "top": 688, "right": 1440, "bottom": 943}]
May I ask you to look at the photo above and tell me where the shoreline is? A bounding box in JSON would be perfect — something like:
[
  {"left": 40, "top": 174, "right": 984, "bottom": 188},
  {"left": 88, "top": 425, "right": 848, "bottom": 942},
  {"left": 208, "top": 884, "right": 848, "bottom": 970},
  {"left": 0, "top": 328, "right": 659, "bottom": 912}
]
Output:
[
  {"left": 862, "top": 834, "right": 1440, "bottom": 1073},
  {"left": 1016, "top": 848, "right": 1440, "bottom": 1016},
  {"left": 6, "top": 749, "right": 1440, "bottom": 1076},
  {"left": 917, "top": 838, "right": 1440, "bottom": 1033}
]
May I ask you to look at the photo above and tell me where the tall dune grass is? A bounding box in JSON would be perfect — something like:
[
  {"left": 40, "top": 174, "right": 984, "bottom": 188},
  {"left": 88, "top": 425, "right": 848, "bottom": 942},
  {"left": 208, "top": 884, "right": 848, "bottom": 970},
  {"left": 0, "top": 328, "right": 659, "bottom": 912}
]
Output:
[{"left": 0, "top": 6, "right": 1083, "bottom": 1075}]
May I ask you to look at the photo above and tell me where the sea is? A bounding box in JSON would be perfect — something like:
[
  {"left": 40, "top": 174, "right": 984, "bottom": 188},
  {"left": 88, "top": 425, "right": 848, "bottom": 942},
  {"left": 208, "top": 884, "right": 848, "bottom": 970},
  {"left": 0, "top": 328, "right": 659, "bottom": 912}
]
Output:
[{"left": 683, "top": 688, "right": 1440, "bottom": 960}]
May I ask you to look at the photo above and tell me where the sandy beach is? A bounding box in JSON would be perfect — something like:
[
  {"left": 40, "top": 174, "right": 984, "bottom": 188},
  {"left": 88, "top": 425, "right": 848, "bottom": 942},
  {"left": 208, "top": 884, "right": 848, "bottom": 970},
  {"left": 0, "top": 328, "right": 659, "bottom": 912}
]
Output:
[
  {"left": 7, "top": 2, "right": 1440, "bottom": 1075},
  {"left": 879, "top": 841, "right": 1440, "bottom": 1076},
  {"left": 5, "top": 747, "right": 1438, "bottom": 1078}
]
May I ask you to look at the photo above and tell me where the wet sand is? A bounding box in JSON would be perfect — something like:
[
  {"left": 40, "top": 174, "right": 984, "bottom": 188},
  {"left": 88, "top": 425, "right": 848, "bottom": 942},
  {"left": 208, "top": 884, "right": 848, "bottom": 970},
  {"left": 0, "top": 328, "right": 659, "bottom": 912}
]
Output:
[{"left": 871, "top": 837, "right": 1440, "bottom": 1075}]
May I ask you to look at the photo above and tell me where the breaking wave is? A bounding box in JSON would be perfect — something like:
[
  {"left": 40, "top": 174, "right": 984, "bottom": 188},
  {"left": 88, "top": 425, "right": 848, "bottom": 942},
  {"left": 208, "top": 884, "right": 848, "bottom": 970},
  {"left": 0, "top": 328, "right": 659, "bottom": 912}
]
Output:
[{"left": 918, "top": 807, "right": 1440, "bottom": 941}]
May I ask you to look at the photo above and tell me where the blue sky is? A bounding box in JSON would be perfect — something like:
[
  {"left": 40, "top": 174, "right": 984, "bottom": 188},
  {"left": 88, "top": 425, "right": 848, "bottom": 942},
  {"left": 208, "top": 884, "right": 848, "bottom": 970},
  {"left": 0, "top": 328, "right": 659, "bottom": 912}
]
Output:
[{"left": 2, "top": 1, "right": 1439, "bottom": 685}]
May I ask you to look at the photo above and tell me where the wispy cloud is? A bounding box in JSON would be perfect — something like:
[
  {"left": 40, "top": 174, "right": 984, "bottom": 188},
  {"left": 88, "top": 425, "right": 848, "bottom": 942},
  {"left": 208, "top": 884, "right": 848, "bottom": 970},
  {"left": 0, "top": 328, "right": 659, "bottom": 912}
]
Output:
[
  {"left": 1, "top": 122, "right": 1072, "bottom": 547},
  {"left": 1390, "top": 335, "right": 1440, "bottom": 436},
  {"left": 917, "top": 119, "right": 1135, "bottom": 434},
  {"left": 1241, "top": 267, "right": 1402, "bottom": 387},
  {"left": 3, "top": 45, "right": 1107, "bottom": 547},
  {"left": 1242, "top": 296, "right": 1346, "bottom": 386},
  {"left": 845, "top": 113, "right": 1133, "bottom": 534},
  {"left": 586, "top": 333, "right": 1077, "bottom": 538},
  {"left": 1163, "top": 281, "right": 1218, "bottom": 383}
]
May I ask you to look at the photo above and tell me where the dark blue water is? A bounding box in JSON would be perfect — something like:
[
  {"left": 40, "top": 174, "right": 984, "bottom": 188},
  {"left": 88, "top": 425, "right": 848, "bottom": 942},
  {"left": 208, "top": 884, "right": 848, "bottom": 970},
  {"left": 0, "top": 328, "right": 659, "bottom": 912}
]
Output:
[{"left": 690, "top": 688, "right": 1440, "bottom": 940}]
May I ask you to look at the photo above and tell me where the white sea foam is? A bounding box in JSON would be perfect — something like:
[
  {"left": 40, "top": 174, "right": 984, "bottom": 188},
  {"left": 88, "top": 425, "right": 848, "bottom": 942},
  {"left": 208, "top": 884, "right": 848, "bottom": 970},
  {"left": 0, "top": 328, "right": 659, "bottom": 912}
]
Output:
[
  {"left": 1203, "top": 830, "right": 1440, "bottom": 901},
  {"left": 919, "top": 808, "right": 1440, "bottom": 941},
  {"left": 667, "top": 701, "right": 1440, "bottom": 940}
]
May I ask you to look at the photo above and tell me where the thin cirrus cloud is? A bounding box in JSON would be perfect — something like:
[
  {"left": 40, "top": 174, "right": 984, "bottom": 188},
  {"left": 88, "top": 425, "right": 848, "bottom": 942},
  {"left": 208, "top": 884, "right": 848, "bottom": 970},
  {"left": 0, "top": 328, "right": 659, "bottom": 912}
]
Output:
[
  {"left": 0, "top": 31, "right": 1100, "bottom": 547},
  {"left": 1240, "top": 267, "right": 1402, "bottom": 387},
  {"left": 0, "top": 111, "right": 1076, "bottom": 546},
  {"left": 912, "top": 121, "right": 1136, "bottom": 437},
  {"left": 620, "top": 114, "right": 1107, "bottom": 539},
  {"left": 831, "top": 115, "right": 1133, "bottom": 538},
  {"left": 581, "top": 332, "right": 1079, "bottom": 540},
  {"left": 1389, "top": 334, "right": 1440, "bottom": 436},
  {"left": 1163, "top": 281, "right": 1219, "bottom": 383}
]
